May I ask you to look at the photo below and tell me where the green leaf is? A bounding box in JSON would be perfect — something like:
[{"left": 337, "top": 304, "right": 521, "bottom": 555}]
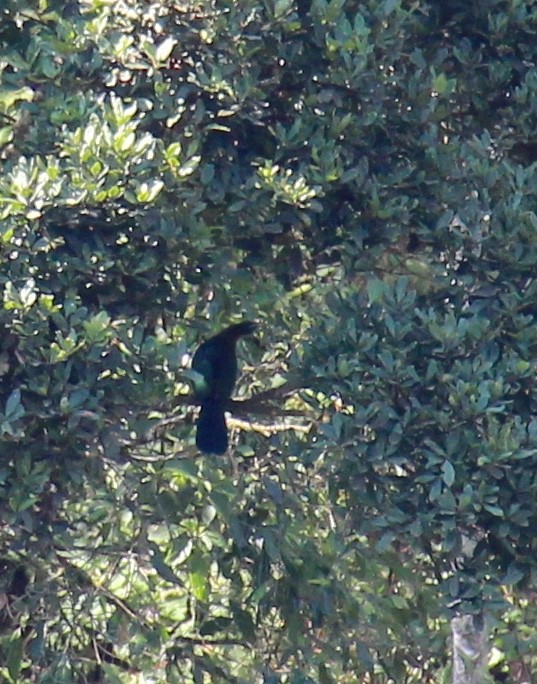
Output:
[
  {"left": 429, "top": 479, "right": 442, "bottom": 502},
  {"left": 502, "top": 563, "right": 525, "bottom": 586},
  {"left": 5, "top": 388, "right": 23, "bottom": 420},
  {"left": 7, "top": 633, "right": 24, "bottom": 680},
  {"left": 391, "top": 595, "right": 409, "bottom": 609},
  {"left": 83, "top": 311, "right": 111, "bottom": 343},
  {"left": 482, "top": 503, "right": 504, "bottom": 517},
  {"left": 0, "top": 126, "right": 13, "bottom": 145},
  {"left": 189, "top": 571, "right": 208, "bottom": 601},
  {"left": 441, "top": 460, "right": 455, "bottom": 487},
  {"left": 134, "top": 179, "right": 164, "bottom": 203},
  {"left": 201, "top": 504, "right": 217, "bottom": 525},
  {"left": 155, "top": 37, "right": 176, "bottom": 63},
  {"left": 367, "top": 278, "right": 385, "bottom": 304}
]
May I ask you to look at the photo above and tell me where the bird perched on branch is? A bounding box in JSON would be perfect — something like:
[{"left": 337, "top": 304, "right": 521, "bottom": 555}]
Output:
[{"left": 192, "top": 321, "right": 257, "bottom": 454}]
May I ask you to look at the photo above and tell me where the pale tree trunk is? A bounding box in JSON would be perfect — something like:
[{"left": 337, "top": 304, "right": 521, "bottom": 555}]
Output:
[{"left": 451, "top": 614, "right": 490, "bottom": 684}]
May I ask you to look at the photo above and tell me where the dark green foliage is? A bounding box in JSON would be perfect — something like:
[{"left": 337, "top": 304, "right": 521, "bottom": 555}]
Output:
[{"left": 2, "top": 0, "right": 537, "bottom": 681}]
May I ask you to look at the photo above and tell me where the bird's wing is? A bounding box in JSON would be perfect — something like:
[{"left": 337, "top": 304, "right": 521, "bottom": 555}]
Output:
[{"left": 191, "top": 342, "right": 219, "bottom": 396}]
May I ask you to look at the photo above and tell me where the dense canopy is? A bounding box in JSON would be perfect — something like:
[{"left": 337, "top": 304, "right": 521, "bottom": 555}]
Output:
[{"left": 1, "top": 0, "right": 537, "bottom": 681}]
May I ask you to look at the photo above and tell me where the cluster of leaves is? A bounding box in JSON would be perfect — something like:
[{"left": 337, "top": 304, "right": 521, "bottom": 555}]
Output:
[{"left": 2, "top": 0, "right": 537, "bottom": 682}]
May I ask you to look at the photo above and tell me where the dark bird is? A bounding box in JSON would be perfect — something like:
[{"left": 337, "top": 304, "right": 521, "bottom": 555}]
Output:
[{"left": 192, "top": 321, "right": 257, "bottom": 454}]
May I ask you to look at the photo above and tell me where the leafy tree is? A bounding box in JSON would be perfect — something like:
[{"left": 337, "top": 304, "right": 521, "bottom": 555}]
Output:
[{"left": 1, "top": 0, "right": 537, "bottom": 682}]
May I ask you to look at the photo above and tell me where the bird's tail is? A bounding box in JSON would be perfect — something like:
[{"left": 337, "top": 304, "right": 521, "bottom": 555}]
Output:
[{"left": 196, "top": 399, "right": 228, "bottom": 454}]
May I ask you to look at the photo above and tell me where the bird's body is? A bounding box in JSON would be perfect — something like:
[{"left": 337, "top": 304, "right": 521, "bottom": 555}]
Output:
[{"left": 192, "top": 321, "right": 257, "bottom": 454}]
